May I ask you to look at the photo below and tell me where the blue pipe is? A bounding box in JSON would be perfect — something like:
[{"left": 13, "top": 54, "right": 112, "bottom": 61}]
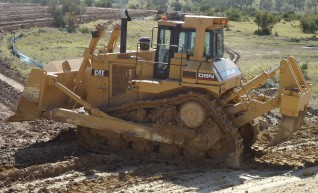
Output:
[{"left": 10, "top": 34, "right": 44, "bottom": 69}]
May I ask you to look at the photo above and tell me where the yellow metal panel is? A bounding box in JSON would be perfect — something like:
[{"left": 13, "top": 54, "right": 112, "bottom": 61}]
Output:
[
  {"left": 49, "top": 108, "right": 172, "bottom": 144},
  {"left": 7, "top": 69, "right": 46, "bottom": 122},
  {"left": 136, "top": 79, "right": 181, "bottom": 93},
  {"left": 169, "top": 57, "right": 186, "bottom": 80},
  {"left": 169, "top": 65, "right": 182, "bottom": 80},
  {"left": 44, "top": 58, "right": 83, "bottom": 73},
  {"left": 279, "top": 59, "right": 301, "bottom": 92},
  {"left": 287, "top": 56, "right": 307, "bottom": 88},
  {"left": 280, "top": 88, "right": 312, "bottom": 117}
]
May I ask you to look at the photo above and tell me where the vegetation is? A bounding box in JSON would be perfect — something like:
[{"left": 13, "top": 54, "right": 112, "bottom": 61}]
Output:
[
  {"left": 300, "top": 14, "right": 318, "bottom": 33},
  {"left": 48, "top": 0, "right": 85, "bottom": 32},
  {"left": 11, "top": 20, "right": 156, "bottom": 65},
  {"left": 0, "top": 0, "right": 317, "bottom": 13},
  {"left": 225, "top": 21, "right": 318, "bottom": 95},
  {"left": 2, "top": 0, "right": 318, "bottom": 35},
  {"left": 226, "top": 8, "right": 242, "bottom": 21},
  {"left": 95, "top": 0, "right": 112, "bottom": 8},
  {"left": 260, "top": 0, "right": 273, "bottom": 11},
  {"left": 254, "top": 11, "right": 278, "bottom": 35},
  {"left": 301, "top": 63, "right": 309, "bottom": 78},
  {"left": 0, "top": 33, "right": 33, "bottom": 77}
]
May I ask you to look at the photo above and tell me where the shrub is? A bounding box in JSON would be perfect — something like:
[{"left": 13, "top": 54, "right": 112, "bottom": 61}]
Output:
[
  {"left": 48, "top": 0, "right": 84, "bottom": 32},
  {"left": 62, "top": 0, "right": 83, "bottom": 15},
  {"left": 300, "top": 15, "right": 318, "bottom": 33},
  {"left": 79, "top": 27, "right": 90, "bottom": 34},
  {"left": 95, "top": 0, "right": 112, "bottom": 8},
  {"left": 52, "top": 8, "right": 65, "bottom": 28},
  {"left": 242, "top": 7, "right": 257, "bottom": 17},
  {"left": 204, "top": 8, "right": 214, "bottom": 16},
  {"left": 254, "top": 11, "right": 278, "bottom": 35},
  {"left": 183, "top": 4, "right": 191, "bottom": 12},
  {"left": 171, "top": 1, "right": 182, "bottom": 11},
  {"left": 165, "top": 12, "right": 184, "bottom": 21},
  {"left": 129, "top": 4, "right": 139, "bottom": 9},
  {"left": 84, "top": 0, "right": 93, "bottom": 6},
  {"left": 226, "top": 8, "right": 242, "bottom": 22},
  {"left": 64, "top": 12, "right": 77, "bottom": 33},
  {"left": 191, "top": 5, "right": 200, "bottom": 14},
  {"left": 282, "top": 11, "right": 299, "bottom": 22},
  {"left": 48, "top": 0, "right": 64, "bottom": 27},
  {"left": 241, "top": 16, "right": 251, "bottom": 22},
  {"left": 301, "top": 63, "right": 309, "bottom": 79},
  {"left": 199, "top": 4, "right": 210, "bottom": 12}
]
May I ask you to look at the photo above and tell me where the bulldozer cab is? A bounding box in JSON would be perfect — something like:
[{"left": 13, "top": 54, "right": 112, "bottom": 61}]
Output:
[{"left": 153, "top": 16, "right": 227, "bottom": 80}]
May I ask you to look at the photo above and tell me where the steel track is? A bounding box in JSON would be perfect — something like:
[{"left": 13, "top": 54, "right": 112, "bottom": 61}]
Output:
[{"left": 77, "top": 93, "right": 249, "bottom": 168}]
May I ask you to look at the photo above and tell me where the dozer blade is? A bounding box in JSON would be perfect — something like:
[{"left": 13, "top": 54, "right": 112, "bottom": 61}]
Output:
[
  {"left": 268, "top": 111, "right": 305, "bottom": 147},
  {"left": 7, "top": 69, "right": 45, "bottom": 122}
]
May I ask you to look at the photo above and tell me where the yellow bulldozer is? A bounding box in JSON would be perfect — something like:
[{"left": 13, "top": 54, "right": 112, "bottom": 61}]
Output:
[{"left": 8, "top": 11, "right": 311, "bottom": 168}]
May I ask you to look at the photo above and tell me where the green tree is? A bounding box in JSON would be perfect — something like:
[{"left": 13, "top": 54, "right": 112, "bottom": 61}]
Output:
[
  {"left": 237, "top": 0, "right": 255, "bottom": 11},
  {"left": 146, "top": 0, "right": 168, "bottom": 12},
  {"left": 61, "top": 0, "right": 84, "bottom": 32},
  {"left": 254, "top": 11, "right": 278, "bottom": 35},
  {"left": 275, "top": 0, "right": 284, "bottom": 12},
  {"left": 290, "top": 0, "right": 305, "bottom": 10},
  {"left": 62, "top": 0, "right": 83, "bottom": 15},
  {"left": 226, "top": 8, "right": 242, "bottom": 21},
  {"left": 84, "top": 0, "right": 93, "bottom": 6},
  {"left": 138, "top": 0, "right": 146, "bottom": 9},
  {"left": 300, "top": 14, "right": 318, "bottom": 33},
  {"left": 307, "top": 0, "right": 318, "bottom": 11},
  {"left": 260, "top": 0, "right": 273, "bottom": 11},
  {"left": 183, "top": 4, "right": 192, "bottom": 11},
  {"left": 47, "top": 0, "right": 84, "bottom": 32},
  {"left": 48, "top": 0, "right": 65, "bottom": 27},
  {"left": 171, "top": 0, "right": 183, "bottom": 11},
  {"left": 95, "top": 0, "right": 112, "bottom": 7}
]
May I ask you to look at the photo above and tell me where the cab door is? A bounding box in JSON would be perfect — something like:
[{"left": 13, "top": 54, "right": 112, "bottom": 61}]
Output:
[{"left": 153, "top": 26, "right": 175, "bottom": 79}]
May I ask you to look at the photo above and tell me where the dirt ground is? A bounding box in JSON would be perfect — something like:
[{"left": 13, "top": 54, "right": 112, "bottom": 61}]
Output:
[{"left": 0, "top": 3, "right": 156, "bottom": 33}]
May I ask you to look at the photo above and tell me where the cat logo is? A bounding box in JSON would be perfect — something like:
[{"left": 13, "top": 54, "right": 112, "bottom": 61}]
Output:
[
  {"left": 92, "top": 69, "right": 109, "bottom": 77},
  {"left": 198, "top": 73, "right": 215, "bottom": 80}
]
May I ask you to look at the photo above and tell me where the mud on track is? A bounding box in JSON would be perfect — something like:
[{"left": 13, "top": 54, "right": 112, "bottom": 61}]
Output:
[{"left": 0, "top": 60, "right": 317, "bottom": 192}]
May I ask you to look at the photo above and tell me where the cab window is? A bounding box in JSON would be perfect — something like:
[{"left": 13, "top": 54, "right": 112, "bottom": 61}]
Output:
[
  {"left": 204, "top": 32, "right": 211, "bottom": 57},
  {"left": 213, "top": 31, "right": 224, "bottom": 59},
  {"left": 154, "top": 27, "right": 173, "bottom": 79},
  {"left": 157, "top": 28, "right": 171, "bottom": 65},
  {"left": 178, "top": 31, "right": 196, "bottom": 55}
]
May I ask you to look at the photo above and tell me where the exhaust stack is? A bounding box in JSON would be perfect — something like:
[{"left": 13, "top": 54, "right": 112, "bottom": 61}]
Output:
[{"left": 120, "top": 9, "right": 131, "bottom": 53}]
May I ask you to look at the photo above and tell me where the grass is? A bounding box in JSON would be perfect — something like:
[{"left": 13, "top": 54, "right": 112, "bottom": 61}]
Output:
[
  {"left": 225, "top": 20, "right": 318, "bottom": 97},
  {"left": 16, "top": 28, "right": 91, "bottom": 64},
  {"left": 1, "top": 18, "right": 317, "bottom": 97},
  {"left": 14, "top": 19, "right": 157, "bottom": 65},
  {"left": 0, "top": 33, "right": 34, "bottom": 77}
]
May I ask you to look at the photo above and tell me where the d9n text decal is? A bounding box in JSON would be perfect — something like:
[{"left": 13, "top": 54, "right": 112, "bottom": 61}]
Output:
[{"left": 197, "top": 73, "right": 216, "bottom": 80}]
